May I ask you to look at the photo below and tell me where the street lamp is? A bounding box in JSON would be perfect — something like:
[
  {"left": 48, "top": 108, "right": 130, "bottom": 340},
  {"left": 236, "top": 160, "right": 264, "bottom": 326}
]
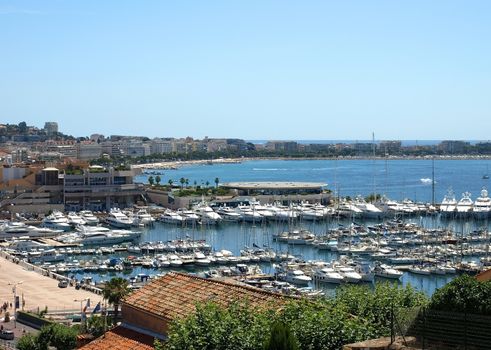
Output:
[{"left": 8, "top": 280, "right": 23, "bottom": 328}]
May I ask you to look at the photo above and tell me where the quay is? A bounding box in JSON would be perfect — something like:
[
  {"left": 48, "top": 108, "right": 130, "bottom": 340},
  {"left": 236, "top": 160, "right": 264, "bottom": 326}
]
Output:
[{"left": 0, "top": 251, "right": 103, "bottom": 314}]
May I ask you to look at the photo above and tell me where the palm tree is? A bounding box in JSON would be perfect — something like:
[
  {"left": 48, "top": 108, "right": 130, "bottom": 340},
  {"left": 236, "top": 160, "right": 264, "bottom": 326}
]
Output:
[
  {"left": 214, "top": 177, "right": 219, "bottom": 188},
  {"left": 185, "top": 178, "right": 189, "bottom": 188},
  {"left": 155, "top": 175, "right": 161, "bottom": 186},
  {"left": 168, "top": 179, "right": 174, "bottom": 188},
  {"left": 102, "top": 277, "right": 130, "bottom": 323},
  {"left": 205, "top": 181, "right": 210, "bottom": 188},
  {"left": 148, "top": 176, "right": 154, "bottom": 186},
  {"left": 180, "top": 177, "right": 186, "bottom": 189}
]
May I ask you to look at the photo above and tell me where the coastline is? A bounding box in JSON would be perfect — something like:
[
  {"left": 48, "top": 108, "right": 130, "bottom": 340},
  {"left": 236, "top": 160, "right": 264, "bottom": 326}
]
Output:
[{"left": 132, "top": 155, "right": 491, "bottom": 170}]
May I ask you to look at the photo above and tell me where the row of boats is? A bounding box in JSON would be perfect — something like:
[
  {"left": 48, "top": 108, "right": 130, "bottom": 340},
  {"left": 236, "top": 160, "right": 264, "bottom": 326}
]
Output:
[{"left": 2, "top": 187, "right": 489, "bottom": 240}]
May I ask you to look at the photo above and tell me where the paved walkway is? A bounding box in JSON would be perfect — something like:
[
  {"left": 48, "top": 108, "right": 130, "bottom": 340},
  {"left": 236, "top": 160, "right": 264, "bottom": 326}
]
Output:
[{"left": 0, "top": 254, "right": 103, "bottom": 314}]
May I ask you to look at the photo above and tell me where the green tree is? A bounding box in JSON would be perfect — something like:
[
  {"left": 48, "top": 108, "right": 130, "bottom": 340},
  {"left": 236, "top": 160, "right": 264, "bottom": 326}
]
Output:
[
  {"left": 179, "top": 177, "right": 185, "bottom": 189},
  {"left": 214, "top": 177, "right": 220, "bottom": 188},
  {"left": 429, "top": 274, "right": 491, "bottom": 315},
  {"left": 148, "top": 176, "right": 155, "bottom": 186},
  {"left": 49, "top": 323, "right": 77, "bottom": 350},
  {"left": 205, "top": 180, "right": 210, "bottom": 188},
  {"left": 264, "top": 322, "right": 299, "bottom": 350},
  {"left": 16, "top": 333, "right": 43, "bottom": 350},
  {"left": 168, "top": 179, "right": 174, "bottom": 188},
  {"left": 155, "top": 175, "right": 161, "bottom": 186},
  {"left": 185, "top": 178, "right": 189, "bottom": 188},
  {"left": 102, "top": 277, "right": 130, "bottom": 323},
  {"left": 18, "top": 121, "right": 27, "bottom": 133},
  {"left": 86, "top": 315, "right": 111, "bottom": 338}
]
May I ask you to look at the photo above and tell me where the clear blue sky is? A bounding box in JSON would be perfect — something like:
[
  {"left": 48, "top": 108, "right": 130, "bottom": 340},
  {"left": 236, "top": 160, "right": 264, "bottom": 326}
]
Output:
[{"left": 1, "top": 0, "right": 490, "bottom": 140}]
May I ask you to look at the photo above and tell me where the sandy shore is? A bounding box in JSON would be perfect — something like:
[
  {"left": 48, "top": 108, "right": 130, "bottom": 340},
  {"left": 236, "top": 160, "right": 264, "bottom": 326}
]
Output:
[
  {"left": 0, "top": 254, "right": 102, "bottom": 314},
  {"left": 132, "top": 155, "right": 491, "bottom": 170}
]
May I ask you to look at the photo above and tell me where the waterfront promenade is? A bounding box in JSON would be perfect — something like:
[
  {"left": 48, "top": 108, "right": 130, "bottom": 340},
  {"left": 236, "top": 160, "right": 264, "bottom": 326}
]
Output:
[{"left": 0, "top": 253, "right": 102, "bottom": 315}]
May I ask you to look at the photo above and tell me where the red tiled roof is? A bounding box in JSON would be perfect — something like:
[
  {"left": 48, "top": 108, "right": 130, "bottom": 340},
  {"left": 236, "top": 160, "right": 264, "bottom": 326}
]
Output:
[
  {"left": 123, "top": 272, "right": 288, "bottom": 320},
  {"left": 476, "top": 268, "right": 491, "bottom": 282},
  {"left": 79, "top": 326, "right": 154, "bottom": 350}
]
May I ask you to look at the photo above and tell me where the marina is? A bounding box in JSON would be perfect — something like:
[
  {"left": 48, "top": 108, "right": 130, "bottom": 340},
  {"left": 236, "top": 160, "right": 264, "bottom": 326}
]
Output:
[{"left": 1, "top": 196, "right": 490, "bottom": 297}]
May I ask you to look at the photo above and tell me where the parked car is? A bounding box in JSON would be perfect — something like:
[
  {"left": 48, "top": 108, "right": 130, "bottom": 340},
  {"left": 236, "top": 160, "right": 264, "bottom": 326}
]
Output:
[
  {"left": 58, "top": 280, "right": 68, "bottom": 288},
  {"left": 0, "top": 330, "right": 14, "bottom": 340}
]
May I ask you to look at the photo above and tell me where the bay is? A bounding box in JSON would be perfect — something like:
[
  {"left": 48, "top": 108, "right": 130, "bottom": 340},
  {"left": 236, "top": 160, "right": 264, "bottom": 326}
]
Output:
[{"left": 136, "top": 159, "right": 491, "bottom": 203}]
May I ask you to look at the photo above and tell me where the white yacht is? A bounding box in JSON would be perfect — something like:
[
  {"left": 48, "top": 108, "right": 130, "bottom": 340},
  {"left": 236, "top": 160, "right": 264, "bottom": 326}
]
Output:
[
  {"left": 106, "top": 208, "right": 133, "bottom": 228},
  {"left": 373, "top": 263, "right": 403, "bottom": 279},
  {"left": 42, "top": 212, "right": 71, "bottom": 232},
  {"left": 67, "top": 212, "right": 87, "bottom": 226},
  {"left": 473, "top": 188, "right": 491, "bottom": 219},
  {"left": 336, "top": 202, "right": 363, "bottom": 218},
  {"left": 176, "top": 209, "right": 200, "bottom": 224},
  {"left": 79, "top": 210, "right": 100, "bottom": 225},
  {"left": 440, "top": 188, "right": 457, "bottom": 217},
  {"left": 236, "top": 205, "right": 263, "bottom": 223},
  {"left": 408, "top": 265, "right": 431, "bottom": 275},
  {"left": 134, "top": 209, "right": 155, "bottom": 226},
  {"left": 61, "top": 229, "right": 139, "bottom": 245},
  {"left": 194, "top": 252, "right": 211, "bottom": 266},
  {"left": 0, "top": 221, "right": 31, "bottom": 238},
  {"left": 354, "top": 196, "right": 383, "bottom": 219},
  {"left": 456, "top": 192, "right": 473, "bottom": 216},
  {"left": 313, "top": 267, "right": 345, "bottom": 284},
  {"left": 168, "top": 254, "right": 183, "bottom": 267},
  {"left": 284, "top": 270, "right": 312, "bottom": 286},
  {"left": 9, "top": 239, "right": 49, "bottom": 252},
  {"left": 215, "top": 206, "right": 242, "bottom": 222},
  {"left": 334, "top": 265, "right": 362, "bottom": 283},
  {"left": 253, "top": 203, "right": 276, "bottom": 220},
  {"left": 160, "top": 210, "right": 185, "bottom": 224},
  {"left": 28, "top": 249, "right": 65, "bottom": 264},
  {"left": 195, "top": 202, "right": 222, "bottom": 225}
]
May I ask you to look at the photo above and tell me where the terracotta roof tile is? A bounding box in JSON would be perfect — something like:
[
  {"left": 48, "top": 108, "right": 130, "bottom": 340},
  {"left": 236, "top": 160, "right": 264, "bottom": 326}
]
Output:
[
  {"left": 80, "top": 326, "right": 154, "bottom": 350},
  {"left": 123, "top": 272, "right": 288, "bottom": 320}
]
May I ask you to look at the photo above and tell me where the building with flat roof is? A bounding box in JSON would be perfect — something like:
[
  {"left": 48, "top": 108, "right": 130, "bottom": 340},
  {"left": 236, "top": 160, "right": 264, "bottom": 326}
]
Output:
[
  {"left": 63, "top": 165, "right": 143, "bottom": 211},
  {"left": 221, "top": 181, "right": 327, "bottom": 195}
]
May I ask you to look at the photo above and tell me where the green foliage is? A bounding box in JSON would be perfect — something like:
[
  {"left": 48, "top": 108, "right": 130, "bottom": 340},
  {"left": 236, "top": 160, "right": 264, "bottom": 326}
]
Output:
[
  {"left": 164, "top": 283, "right": 428, "bottom": 350},
  {"left": 364, "top": 193, "right": 382, "bottom": 202},
  {"left": 175, "top": 187, "right": 232, "bottom": 197},
  {"left": 264, "top": 322, "right": 299, "bottom": 350},
  {"left": 16, "top": 333, "right": 42, "bottom": 350},
  {"left": 166, "top": 301, "right": 275, "bottom": 350},
  {"left": 148, "top": 176, "right": 155, "bottom": 186},
  {"left": 86, "top": 315, "right": 111, "bottom": 338},
  {"left": 17, "top": 324, "right": 76, "bottom": 350},
  {"left": 102, "top": 277, "right": 131, "bottom": 323},
  {"left": 333, "top": 282, "right": 427, "bottom": 333},
  {"left": 429, "top": 274, "right": 491, "bottom": 315},
  {"left": 48, "top": 324, "right": 77, "bottom": 350},
  {"left": 155, "top": 175, "right": 161, "bottom": 185}
]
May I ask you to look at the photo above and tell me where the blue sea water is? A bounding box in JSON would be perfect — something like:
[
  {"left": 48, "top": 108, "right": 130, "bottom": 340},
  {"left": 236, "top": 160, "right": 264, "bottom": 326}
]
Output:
[{"left": 136, "top": 159, "right": 491, "bottom": 203}]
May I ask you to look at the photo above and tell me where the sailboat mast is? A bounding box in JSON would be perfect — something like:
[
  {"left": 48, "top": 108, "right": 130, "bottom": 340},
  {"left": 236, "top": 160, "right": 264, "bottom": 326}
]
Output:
[
  {"left": 432, "top": 157, "right": 435, "bottom": 206},
  {"left": 372, "top": 132, "right": 376, "bottom": 201}
]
